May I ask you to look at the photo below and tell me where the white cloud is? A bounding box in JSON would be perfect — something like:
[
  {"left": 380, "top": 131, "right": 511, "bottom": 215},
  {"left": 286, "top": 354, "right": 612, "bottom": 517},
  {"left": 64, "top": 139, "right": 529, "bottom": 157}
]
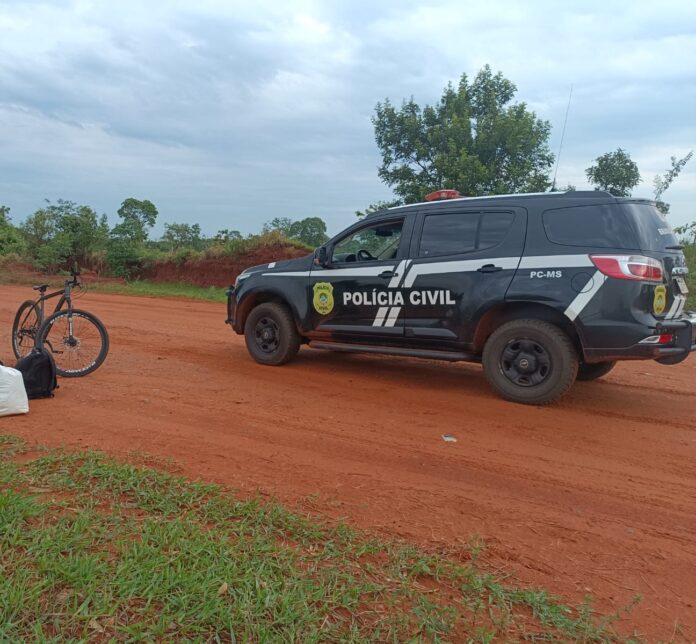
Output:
[{"left": 0, "top": 0, "right": 694, "bottom": 233}]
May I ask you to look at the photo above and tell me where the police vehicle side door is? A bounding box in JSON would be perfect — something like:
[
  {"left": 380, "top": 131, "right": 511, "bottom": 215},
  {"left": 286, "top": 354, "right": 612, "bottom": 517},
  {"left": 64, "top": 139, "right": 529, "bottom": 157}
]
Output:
[
  {"left": 307, "top": 214, "right": 414, "bottom": 340},
  {"left": 402, "top": 208, "right": 526, "bottom": 347}
]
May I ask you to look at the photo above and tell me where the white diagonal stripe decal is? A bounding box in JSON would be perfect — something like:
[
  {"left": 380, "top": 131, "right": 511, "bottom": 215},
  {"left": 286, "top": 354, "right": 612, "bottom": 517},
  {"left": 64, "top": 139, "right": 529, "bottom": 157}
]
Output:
[
  {"left": 372, "top": 306, "right": 389, "bottom": 327},
  {"left": 389, "top": 260, "right": 408, "bottom": 288},
  {"left": 270, "top": 265, "right": 396, "bottom": 278},
  {"left": 403, "top": 257, "right": 520, "bottom": 287},
  {"left": 665, "top": 295, "right": 686, "bottom": 320},
  {"left": 519, "top": 254, "right": 593, "bottom": 269},
  {"left": 564, "top": 271, "right": 606, "bottom": 321},
  {"left": 384, "top": 307, "right": 402, "bottom": 327},
  {"left": 675, "top": 296, "right": 687, "bottom": 319}
]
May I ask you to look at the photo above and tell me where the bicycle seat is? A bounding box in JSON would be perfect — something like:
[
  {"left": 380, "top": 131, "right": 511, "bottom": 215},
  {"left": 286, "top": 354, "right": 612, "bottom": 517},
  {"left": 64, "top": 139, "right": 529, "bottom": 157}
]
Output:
[{"left": 32, "top": 284, "right": 49, "bottom": 292}]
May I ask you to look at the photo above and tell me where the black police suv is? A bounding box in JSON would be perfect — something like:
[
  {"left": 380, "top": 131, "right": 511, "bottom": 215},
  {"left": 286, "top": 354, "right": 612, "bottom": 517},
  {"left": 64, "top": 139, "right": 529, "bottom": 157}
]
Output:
[{"left": 226, "top": 190, "right": 695, "bottom": 404}]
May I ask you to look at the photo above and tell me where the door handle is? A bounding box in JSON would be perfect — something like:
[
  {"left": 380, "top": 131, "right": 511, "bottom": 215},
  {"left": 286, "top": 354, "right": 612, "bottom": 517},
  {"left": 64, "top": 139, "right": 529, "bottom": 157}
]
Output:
[
  {"left": 477, "top": 264, "right": 503, "bottom": 273},
  {"left": 379, "top": 270, "right": 397, "bottom": 279}
]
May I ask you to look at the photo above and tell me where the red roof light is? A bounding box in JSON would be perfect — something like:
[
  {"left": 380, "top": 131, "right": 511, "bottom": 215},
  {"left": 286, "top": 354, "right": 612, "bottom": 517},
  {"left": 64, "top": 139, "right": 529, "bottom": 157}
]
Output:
[{"left": 425, "top": 189, "right": 462, "bottom": 201}]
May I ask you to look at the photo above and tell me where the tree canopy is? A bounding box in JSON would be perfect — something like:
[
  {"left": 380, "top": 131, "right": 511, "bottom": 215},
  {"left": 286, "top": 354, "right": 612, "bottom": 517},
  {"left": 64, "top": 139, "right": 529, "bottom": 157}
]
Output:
[
  {"left": 263, "top": 216, "right": 328, "bottom": 247},
  {"left": 17, "top": 200, "right": 108, "bottom": 269},
  {"left": 111, "top": 198, "right": 158, "bottom": 243},
  {"left": 163, "top": 222, "right": 202, "bottom": 251},
  {"left": 585, "top": 148, "right": 641, "bottom": 197},
  {"left": 371, "top": 65, "right": 554, "bottom": 206}
]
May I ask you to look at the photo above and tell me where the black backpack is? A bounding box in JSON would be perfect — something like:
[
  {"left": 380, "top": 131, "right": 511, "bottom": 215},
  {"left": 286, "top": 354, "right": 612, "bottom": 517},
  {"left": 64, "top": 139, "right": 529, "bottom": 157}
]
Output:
[{"left": 15, "top": 348, "right": 58, "bottom": 399}]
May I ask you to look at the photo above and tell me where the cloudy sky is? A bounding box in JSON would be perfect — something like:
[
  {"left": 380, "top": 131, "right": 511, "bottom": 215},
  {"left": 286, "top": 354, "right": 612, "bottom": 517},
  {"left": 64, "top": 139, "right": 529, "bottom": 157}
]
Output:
[{"left": 1, "top": 0, "right": 694, "bottom": 237}]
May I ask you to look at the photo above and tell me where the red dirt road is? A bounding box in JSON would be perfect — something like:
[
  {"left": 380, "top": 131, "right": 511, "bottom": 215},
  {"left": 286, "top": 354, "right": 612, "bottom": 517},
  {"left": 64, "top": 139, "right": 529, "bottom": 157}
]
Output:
[{"left": 1, "top": 285, "right": 695, "bottom": 640}]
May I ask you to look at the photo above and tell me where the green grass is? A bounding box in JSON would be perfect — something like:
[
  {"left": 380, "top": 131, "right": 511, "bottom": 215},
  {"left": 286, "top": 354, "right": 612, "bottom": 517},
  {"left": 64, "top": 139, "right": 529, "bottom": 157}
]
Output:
[
  {"left": 87, "top": 280, "right": 228, "bottom": 303},
  {"left": 0, "top": 267, "right": 229, "bottom": 303},
  {"left": 0, "top": 435, "right": 640, "bottom": 642}
]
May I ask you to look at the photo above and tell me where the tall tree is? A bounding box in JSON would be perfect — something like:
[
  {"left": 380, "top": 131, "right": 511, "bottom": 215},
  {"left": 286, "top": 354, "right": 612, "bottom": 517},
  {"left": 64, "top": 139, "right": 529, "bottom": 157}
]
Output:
[
  {"left": 288, "top": 217, "right": 328, "bottom": 247},
  {"left": 162, "top": 222, "right": 202, "bottom": 251},
  {"left": 111, "top": 198, "right": 158, "bottom": 243},
  {"left": 107, "top": 198, "right": 158, "bottom": 279},
  {"left": 585, "top": 148, "right": 641, "bottom": 197},
  {"left": 653, "top": 151, "right": 693, "bottom": 214},
  {"left": 371, "top": 65, "right": 554, "bottom": 206},
  {"left": 263, "top": 216, "right": 328, "bottom": 247},
  {"left": 262, "top": 217, "right": 294, "bottom": 237}
]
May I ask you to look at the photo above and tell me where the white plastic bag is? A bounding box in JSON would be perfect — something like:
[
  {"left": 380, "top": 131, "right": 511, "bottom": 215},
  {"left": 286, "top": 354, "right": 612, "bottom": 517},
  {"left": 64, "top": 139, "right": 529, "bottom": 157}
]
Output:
[{"left": 0, "top": 365, "right": 29, "bottom": 417}]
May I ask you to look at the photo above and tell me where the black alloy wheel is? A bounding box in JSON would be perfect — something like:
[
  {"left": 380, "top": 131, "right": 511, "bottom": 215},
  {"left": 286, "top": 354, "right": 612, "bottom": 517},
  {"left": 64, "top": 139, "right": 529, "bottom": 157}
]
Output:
[
  {"left": 254, "top": 316, "right": 280, "bottom": 354},
  {"left": 500, "top": 338, "right": 551, "bottom": 387}
]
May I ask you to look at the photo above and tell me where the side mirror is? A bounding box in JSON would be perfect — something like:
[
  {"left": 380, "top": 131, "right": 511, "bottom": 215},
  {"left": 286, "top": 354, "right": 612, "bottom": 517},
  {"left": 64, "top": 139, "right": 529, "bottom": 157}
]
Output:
[{"left": 314, "top": 246, "right": 328, "bottom": 267}]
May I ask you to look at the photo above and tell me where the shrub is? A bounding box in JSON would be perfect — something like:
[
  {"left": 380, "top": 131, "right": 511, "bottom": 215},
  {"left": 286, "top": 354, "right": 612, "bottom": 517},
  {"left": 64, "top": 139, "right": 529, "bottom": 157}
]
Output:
[{"left": 105, "top": 238, "right": 142, "bottom": 279}]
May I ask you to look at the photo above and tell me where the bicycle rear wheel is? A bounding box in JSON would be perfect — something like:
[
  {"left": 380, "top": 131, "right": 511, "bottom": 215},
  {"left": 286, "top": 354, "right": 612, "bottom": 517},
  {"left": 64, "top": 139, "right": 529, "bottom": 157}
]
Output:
[
  {"left": 12, "top": 300, "right": 42, "bottom": 360},
  {"left": 36, "top": 309, "right": 109, "bottom": 377}
]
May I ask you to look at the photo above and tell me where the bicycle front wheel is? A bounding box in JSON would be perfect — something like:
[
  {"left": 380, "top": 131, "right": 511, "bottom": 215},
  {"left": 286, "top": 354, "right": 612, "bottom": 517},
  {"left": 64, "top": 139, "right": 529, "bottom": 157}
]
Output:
[
  {"left": 12, "top": 300, "right": 42, "bottom": 360},
  {"left": 36, "top": 309, "right": 109, "bottom": 377}
]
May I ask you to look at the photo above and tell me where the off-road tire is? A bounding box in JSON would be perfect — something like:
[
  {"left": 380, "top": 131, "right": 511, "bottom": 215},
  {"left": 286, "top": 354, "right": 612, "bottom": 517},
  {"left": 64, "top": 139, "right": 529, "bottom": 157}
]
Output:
[
  {"left": 576, "top": 361, "right": 616, "bottom": 381},
  {"left": 244, "top": 303, "right": 301, "bottom": 366},
  {"left": 482, "top": 319, "right": 578, "bottom": 405}
]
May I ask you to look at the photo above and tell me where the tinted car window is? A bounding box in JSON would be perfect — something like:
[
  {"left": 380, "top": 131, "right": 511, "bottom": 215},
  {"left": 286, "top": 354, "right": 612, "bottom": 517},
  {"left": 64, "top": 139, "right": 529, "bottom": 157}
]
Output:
[
  {"left": 622, "top": 203, "right": 680, "bottom": 251},
  {"left": 419, "top": 211, "right": 515, "bottom": 257},
  {"left": 332, "top": 219, "right": 403, "bottom": 263},
  {"left": 479, "top": 212, "right": 516, "bottom": 248},
  {"left": 543, "top": 204, "right": 640, "bottom": 249}
]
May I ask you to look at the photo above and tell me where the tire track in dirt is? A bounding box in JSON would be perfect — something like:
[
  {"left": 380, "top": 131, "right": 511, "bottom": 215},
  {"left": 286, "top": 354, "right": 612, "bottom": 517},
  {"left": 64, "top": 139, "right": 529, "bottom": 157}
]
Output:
[{"left": 1, "top": 285, "right": 695, "bottom": 640}]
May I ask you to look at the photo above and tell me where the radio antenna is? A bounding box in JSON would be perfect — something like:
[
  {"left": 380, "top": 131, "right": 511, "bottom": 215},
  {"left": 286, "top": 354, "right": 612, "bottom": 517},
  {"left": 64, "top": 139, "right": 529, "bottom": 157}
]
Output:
[{"left": 552, "top": 84, "right": 573, "bottom": 192}]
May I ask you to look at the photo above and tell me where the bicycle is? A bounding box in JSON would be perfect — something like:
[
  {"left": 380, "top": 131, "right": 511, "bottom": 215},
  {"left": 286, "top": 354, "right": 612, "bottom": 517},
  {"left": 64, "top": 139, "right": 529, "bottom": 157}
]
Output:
[{"left": 11, "top": 266, "right": 109, "bottom": 377}]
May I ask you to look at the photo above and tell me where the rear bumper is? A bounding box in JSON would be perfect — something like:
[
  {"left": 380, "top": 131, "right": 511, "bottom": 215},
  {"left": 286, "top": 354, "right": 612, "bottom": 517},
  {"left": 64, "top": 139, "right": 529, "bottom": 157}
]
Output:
[{"left": 584, "top": 314, "right": 696, "bottom": 363}]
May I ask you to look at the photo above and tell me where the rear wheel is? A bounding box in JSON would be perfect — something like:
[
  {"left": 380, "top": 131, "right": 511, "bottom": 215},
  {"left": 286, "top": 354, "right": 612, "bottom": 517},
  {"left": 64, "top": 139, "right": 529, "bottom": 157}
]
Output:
[
  {"left": 12, "top": 300, "right": 42, "bottom": 360},
  {"left": 244, "top": 303, "right": 301, "bottom": 365},
  {"left": 576, "top": 361, "right": 616, "bottom": 381},
  {"left": 482, "top": 319, "right": 578, "bottom": 405},
  {"left": 36, "top": 309, "right": 109, "bottom": 377}
]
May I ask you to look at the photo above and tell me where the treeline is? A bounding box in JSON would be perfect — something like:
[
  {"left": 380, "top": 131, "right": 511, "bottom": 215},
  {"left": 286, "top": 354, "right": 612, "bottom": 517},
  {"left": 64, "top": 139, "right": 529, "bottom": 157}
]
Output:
[{"left": 0, "top": 199, "right": 328, "bottom": 278}]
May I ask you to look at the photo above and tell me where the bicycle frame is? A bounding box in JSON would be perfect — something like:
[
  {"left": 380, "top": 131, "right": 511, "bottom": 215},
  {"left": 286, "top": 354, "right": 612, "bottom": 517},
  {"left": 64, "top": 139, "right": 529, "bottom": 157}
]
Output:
[{"left": 34, "top": 278, "right": 78, "bottom": 320}]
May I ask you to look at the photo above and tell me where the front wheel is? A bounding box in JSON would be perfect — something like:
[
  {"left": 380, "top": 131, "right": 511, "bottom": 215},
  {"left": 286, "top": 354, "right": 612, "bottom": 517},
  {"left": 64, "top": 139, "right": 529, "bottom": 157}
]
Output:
[
  {"left": 576, "top": 361, "right": 616, "bottom": 381},
  {"left": 35, "top": 309, "right": 109, "bottom": 377},
  {"left": 244, "top": 303, "right": 301, "bottom": 366},
  {"left": 12, "top": 300, "right": 43, "bottom": 360},
  {"left": 482, "top": 319, "right": 578, "bottom": 405}
]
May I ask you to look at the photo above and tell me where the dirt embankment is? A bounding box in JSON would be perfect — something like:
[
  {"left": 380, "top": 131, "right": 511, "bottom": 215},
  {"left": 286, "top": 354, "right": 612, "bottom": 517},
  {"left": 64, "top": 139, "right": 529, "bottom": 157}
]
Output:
[
  {"left": 140, "top": 244, "right": 309, "bottom": 287},
  {"left": 1, "top": 242, "right": 308, "bottom": 289}
]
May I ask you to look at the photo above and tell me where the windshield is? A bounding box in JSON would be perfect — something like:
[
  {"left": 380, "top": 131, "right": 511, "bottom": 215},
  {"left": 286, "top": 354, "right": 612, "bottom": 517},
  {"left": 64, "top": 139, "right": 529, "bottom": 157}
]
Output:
[{"left": 622, "top": 203, "right": 680, "bottom": 252}]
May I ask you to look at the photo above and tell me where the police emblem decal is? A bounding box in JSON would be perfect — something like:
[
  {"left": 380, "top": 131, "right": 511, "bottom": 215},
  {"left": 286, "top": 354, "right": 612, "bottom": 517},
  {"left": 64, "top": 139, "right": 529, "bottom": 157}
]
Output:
[
  {"left": 313, "top": 282, "right": 334, "bottom": 315},
  {"left": 653, "top": 285, "right": 667, "bottom": 315}
]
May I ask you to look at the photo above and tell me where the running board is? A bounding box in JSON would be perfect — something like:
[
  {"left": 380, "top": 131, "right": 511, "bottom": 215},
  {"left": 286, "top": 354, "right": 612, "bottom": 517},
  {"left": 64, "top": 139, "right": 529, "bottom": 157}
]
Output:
[{"left": 308, "top": 341, "right": 479, "bottom": 363}]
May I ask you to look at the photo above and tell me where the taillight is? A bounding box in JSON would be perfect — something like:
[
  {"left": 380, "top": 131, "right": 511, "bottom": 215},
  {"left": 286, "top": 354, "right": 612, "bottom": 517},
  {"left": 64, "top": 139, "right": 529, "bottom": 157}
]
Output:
[
  {"left": 590, "top": 255, "right": 664, "bottom": 282},
  {"left": 639, "top": 333, "right": 674, "bottom": 345}
]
